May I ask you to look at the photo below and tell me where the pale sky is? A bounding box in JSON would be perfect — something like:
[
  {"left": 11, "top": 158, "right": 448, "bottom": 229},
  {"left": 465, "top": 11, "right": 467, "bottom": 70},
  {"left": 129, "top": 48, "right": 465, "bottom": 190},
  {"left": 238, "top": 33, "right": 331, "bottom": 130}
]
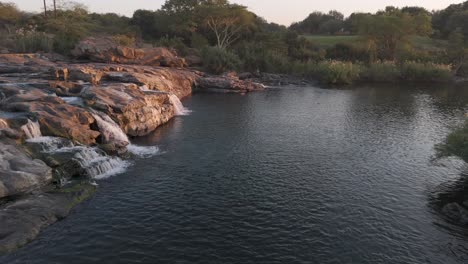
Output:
[{"left": 10, "top": 0, "right": 467, "bottom": 25}]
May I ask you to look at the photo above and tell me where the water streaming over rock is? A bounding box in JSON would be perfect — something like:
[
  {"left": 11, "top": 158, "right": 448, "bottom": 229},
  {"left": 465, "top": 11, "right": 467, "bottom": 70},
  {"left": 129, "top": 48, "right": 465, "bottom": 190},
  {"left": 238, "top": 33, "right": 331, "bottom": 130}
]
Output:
[
  {"left": 91, "top": 112, "right": 130, "bottom": 147},
  {"left": 26, "top": 136, "right": 129, "bottom": 179},
  {"left": 21, "top": 119, "right": 42, "bottom": 139},
  {"left": 72, "top": 147, "right": 129, "bottom": 180},
  {"left": 168, "top": 94, "right": 191, "bottom": 116}
]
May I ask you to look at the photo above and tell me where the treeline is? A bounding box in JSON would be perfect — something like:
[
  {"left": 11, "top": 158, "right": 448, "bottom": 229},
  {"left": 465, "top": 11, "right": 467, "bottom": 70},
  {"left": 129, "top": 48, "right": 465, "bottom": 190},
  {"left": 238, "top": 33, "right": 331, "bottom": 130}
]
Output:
[{"left": 0, "top": 0, "right": 467, "bottom": 84}]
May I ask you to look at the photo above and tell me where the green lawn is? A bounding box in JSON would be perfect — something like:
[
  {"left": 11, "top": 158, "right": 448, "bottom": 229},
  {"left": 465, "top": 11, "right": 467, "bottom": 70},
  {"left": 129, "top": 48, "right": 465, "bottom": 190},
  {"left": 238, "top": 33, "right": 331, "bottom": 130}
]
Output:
[{"left": 302, "top": 35, "right": 448, "bottom": 51}]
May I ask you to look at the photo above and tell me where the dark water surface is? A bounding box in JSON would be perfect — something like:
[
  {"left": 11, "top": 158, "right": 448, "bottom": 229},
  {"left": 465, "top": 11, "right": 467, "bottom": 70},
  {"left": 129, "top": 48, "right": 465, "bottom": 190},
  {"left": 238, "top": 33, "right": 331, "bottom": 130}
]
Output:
[{"left": 4, "top": 84, "right": 468, "bottom": 263}]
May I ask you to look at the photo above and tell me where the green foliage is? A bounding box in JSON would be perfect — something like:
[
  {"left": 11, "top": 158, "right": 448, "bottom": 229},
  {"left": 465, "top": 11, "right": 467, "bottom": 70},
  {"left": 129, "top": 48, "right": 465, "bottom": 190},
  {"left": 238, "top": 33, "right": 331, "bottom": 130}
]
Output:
[
  {"left": 201, "top": 46, "right": 241, "bottom": 74},
  {"left": 326, "top": 42, "right": 370, "bottom": 62},
  {"left": 309, "top": 61, "right": 363, "bottom": 84},
  {"left": 433, "top": 2, "right": 468, "bottom": 39},
  {"left": 290, "top": 11, "right": 345, "bottom": 35},
  {"left": 154, "top": 36, "right": 189, "bottom": 55},
  {"left": 436, "top": 121, "right": 468, "bottom": 163},
  {"left": 112, "top": 34, "right": 135, "bottom": 46},
  {"left": 400, "top": 61, "right": 453, "bottom": 82},
  {"left": 362, "top": 61, "right": 400, "bottom": 82},
  {"left": 12, "top": 28, "right": 53, "bottom": 53}
]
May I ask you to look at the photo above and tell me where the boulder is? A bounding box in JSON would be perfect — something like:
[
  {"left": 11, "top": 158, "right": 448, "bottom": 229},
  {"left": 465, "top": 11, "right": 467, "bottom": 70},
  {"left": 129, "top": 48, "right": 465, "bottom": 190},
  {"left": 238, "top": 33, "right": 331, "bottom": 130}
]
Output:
[
  {"left": 104, "top": 66, "right": 199, "bottom": 98},
  {"left": 6, "top": 101, "right": 100, "bottom": 145},
  {"left": 0, "top": 140, "right": 52, "bottom": 199},
  {"left": 72, "top": 37, "right": 187, "bottom": 67},
  {"left": 196, "top": 73, "right": 265, "bottom": 93},
  {"left": 82, "top": 84, "right": 175, "bottom": 136}
]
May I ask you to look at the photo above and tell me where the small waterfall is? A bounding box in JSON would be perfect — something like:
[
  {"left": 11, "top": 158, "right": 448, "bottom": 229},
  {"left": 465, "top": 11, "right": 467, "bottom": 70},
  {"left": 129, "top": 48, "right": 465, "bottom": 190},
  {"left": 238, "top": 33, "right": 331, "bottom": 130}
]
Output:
[
  {"left": 72, "top": 147, "right": 129, "bottom": 180},
  {"left": 26, "top": 136, "right": 129, "bottom": 180},
  {"left": 168, "top": 94, "right": 191, "bottom": 116},
  {"left": 91, "top": 112, "right": 129, "bottom": 147},
  {"left": 21, "top": 119, "right": 42, "bottom": 139}
]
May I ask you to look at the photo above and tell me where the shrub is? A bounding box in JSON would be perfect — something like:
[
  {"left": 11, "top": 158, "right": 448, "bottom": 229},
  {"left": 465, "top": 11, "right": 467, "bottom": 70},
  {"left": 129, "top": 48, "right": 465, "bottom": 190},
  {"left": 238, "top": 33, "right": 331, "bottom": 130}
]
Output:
[
  {"left": 112, "top": 34, "right": 135, "bottom": 46},
  {"left": 13, "top": 28, "right": 53, "bottom": 53},
  {"left": 201, "top": 46, "right": 241, "bottom": 74},
  {"left": 400, "top": 61, "right": 453, "bottom": 82},
  {"left": 154, "top": 36, "right": 189, "bottom": 56},
  {"left": 307, "top": 60, "right": 363, "bottom": 84},
  {"left": 326, "top": 42, "right": 371, "bottom": 62},
  {"left": 436, "top": 121, "right": 468, "bottom": 163},
  {"left": 363, "top": 61, "right": 400, "bottom": 82}
]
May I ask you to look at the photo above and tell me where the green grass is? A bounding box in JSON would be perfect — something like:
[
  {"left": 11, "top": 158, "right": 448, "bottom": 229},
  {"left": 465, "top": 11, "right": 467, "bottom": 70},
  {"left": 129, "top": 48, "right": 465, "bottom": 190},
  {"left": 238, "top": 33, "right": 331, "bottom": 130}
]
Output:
[
  {"left": 302, "top": 35, "right": 449, "bottom": 51},
  {"left": 410, "top": 36, "right": 448, "bottom": 51}
]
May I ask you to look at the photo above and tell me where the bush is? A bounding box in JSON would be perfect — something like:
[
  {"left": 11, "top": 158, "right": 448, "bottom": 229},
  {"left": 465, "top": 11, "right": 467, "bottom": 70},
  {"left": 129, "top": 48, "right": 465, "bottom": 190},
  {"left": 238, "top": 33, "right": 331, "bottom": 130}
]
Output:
[
  {"left": 436, "top": 121, "right": 468, "bottom": 163},
  {"left": 112, "top": 34, "right": 135, "bottom": 46},
  {"left": 363, "top": 61, "right": 400, "bottom": 82},
  {"left": 154, "top": 36, "right": 189, "bottom": 56},
  {"left": 400, "top": 61, "right": 453, "bottom": 82},
  {"left": 306, "top": 60, "right": 363, "bottom": 84},
  {"left": 326, "top": 42, "right": 371, "bottom": 62},
  {"left": 13, "top": 28, "right": 53, "bottom": 53},
  {"left": 201, "top": 46, "right": 241, "bottom": 74}
]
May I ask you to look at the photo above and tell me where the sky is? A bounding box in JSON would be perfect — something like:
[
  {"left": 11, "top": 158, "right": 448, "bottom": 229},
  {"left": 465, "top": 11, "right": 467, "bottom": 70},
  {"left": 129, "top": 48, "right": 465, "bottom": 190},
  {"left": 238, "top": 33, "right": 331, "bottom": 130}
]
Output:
[{"left": 11, "top": 0, "right": 467, "bottom": 25}]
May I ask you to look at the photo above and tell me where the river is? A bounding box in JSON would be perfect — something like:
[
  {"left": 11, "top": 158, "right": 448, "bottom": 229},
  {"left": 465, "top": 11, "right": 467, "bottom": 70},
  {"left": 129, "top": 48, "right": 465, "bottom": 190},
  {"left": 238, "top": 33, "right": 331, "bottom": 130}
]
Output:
[{"left": 3, "top": 84, "right": 468, "bottom": 263}]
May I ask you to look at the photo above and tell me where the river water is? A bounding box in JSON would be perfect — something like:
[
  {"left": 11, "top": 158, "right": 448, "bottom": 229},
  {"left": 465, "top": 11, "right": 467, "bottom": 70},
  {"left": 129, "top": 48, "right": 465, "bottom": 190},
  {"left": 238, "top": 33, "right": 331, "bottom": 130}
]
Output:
[{"left": 3, "top": 84, "right": 468, "bottom": 263}]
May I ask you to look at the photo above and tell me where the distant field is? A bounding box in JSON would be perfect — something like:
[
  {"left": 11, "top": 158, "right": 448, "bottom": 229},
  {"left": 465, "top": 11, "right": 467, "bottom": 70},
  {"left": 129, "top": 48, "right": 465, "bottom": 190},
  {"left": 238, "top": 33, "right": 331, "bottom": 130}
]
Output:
[{"left": 302, "top": 35, "right": 448, "bottom": 51}]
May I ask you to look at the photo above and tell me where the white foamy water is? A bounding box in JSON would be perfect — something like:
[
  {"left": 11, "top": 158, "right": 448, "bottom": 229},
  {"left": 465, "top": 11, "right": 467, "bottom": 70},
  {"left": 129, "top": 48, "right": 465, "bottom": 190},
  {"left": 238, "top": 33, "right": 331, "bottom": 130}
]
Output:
[
  {"left": 60, "top": 96, "right": 84, "bottom": 106},
  {"left": 127, "top": 145, "right": 161, "bottom": 158},
  {"left": 91, "top": 112, "right": 130, "bottom": 146},
  {"left": 73, "top": 147, "right": 130, "bottom": 180},
  {"left": 168, "top": 94, "right": 191, "bottom": 116},
  {"left": 27, "top": 136, "right": 129, "bottom": 180},
  {"left": 21, "top": 119, "right": 42, "bottom": 139}
]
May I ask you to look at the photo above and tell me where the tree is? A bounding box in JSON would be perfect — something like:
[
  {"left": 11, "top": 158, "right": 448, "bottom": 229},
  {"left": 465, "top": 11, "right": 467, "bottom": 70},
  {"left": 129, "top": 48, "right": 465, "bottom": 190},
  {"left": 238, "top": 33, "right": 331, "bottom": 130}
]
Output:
[
  {"left": 197, "top": 3, "right": 255, "bottom": 49},
  {"left": 43, "top": 0, "right": 47, "bottom": 17},
  {"left": 0, "top": 2, "right": 21, "bottom": 34},
  {"left": 447, "top": 28, "right": 467, "bottom": 74}
]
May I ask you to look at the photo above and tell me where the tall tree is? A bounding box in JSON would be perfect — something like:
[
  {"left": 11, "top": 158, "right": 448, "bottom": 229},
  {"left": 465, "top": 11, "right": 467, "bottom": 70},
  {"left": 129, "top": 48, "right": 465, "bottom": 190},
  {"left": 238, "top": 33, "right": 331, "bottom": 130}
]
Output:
[
  {"left": 197, "top": 3, "right": 255, "bottom": 49},
  {"left": 43, "top": 0, "right": 47, "bottom": 17}
]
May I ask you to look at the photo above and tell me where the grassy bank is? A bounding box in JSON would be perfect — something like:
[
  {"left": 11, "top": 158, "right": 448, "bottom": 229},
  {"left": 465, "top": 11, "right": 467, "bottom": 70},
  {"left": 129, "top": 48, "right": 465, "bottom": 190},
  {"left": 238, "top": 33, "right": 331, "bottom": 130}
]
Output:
[{"left": 290, "top": 60, "right": 454, "bottom": 85}]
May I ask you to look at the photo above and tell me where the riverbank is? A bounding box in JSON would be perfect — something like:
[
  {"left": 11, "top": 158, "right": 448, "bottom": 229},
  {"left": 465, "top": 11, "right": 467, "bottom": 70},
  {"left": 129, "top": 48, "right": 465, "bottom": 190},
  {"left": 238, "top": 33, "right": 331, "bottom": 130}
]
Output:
[{"left": 0, "top": 48, "right": 264, "bottom": 253}]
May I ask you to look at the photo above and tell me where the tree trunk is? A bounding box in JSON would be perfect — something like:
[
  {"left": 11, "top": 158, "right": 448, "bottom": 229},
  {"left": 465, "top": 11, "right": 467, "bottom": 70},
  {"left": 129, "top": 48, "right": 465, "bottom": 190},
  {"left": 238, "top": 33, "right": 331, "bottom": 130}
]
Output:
[
  {"left": 53, "top": 0, "right": 57, "bottom": 17},
  {"left": 43, "top": 0, "right": 47, "bottom": 18}
]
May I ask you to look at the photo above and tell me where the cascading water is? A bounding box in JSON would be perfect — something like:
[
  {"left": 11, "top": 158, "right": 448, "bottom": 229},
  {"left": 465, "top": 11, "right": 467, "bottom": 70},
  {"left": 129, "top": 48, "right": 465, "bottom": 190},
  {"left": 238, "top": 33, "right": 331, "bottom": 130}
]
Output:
[
  {"left": 91, "top": 112, "right": 129, "bottom": 147},
  {"left": 21, "top": 119, "right": 42, "bottom": 139},
  {"left": 26, "top": 136, "right": 129, "bottom": 180},
  {"left": 168, "top": 94, "right": 191, "bottom": 116},
  {"left": 92, "top": 111, "right": 161, "bottom": 158},
  {"left": 72, "top": 147, "right": 129, "bottom": 180}
]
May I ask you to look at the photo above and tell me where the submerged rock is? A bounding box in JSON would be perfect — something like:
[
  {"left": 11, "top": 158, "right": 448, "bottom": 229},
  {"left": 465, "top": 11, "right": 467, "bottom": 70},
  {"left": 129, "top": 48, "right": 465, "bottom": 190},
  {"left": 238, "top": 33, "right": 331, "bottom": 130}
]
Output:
[
  {"left": 441, "top": 202, "right": 468, "bottom": 226},
  {"left": 0, "top": 182, "right": 96, "bottom": 254}
]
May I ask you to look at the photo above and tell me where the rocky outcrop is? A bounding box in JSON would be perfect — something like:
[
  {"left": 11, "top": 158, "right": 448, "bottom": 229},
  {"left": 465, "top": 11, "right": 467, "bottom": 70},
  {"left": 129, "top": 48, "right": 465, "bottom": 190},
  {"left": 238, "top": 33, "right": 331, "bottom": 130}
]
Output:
[
  {"left": 0, "top": 182, "right": 96, "bottom": 254},
  {"left": 82, "top": 83, "right": 175, "bottom": 137},
  {"left": 196, "top": 72, "right": 265, "bottom": 93},
  {"left": 0, "top": 140, "right": 52, "bottom": 199},
  {"left": 72, "top": 37, "right": 187, "bottom": 67},
  {"left": 0, "top": 51, "right": 265, "bottom": 254}
]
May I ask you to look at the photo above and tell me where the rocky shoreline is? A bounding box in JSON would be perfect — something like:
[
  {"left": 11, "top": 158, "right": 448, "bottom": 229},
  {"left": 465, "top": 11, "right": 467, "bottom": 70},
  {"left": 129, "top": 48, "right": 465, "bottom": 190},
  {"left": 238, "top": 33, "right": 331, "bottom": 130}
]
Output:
[{"left": 0, "top": 41, "right": 265, "bottom": 254}]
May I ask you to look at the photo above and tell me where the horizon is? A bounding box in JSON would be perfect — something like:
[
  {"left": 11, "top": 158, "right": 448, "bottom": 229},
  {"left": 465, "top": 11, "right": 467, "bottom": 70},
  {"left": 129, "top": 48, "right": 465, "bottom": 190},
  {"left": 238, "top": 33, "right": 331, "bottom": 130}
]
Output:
[{"left": 11, "top": 0, "right": 467, "bottom": 26}]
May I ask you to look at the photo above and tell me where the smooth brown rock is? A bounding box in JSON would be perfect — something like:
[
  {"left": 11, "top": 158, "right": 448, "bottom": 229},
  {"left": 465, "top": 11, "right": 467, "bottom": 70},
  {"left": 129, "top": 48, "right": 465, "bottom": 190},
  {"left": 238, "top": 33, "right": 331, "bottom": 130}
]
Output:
[
  {"left": 82, "top": 84, "right": 175, "bottom": 136},
  {"left": 72, "top": 37, "right": 187, "bottom": 67}
]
